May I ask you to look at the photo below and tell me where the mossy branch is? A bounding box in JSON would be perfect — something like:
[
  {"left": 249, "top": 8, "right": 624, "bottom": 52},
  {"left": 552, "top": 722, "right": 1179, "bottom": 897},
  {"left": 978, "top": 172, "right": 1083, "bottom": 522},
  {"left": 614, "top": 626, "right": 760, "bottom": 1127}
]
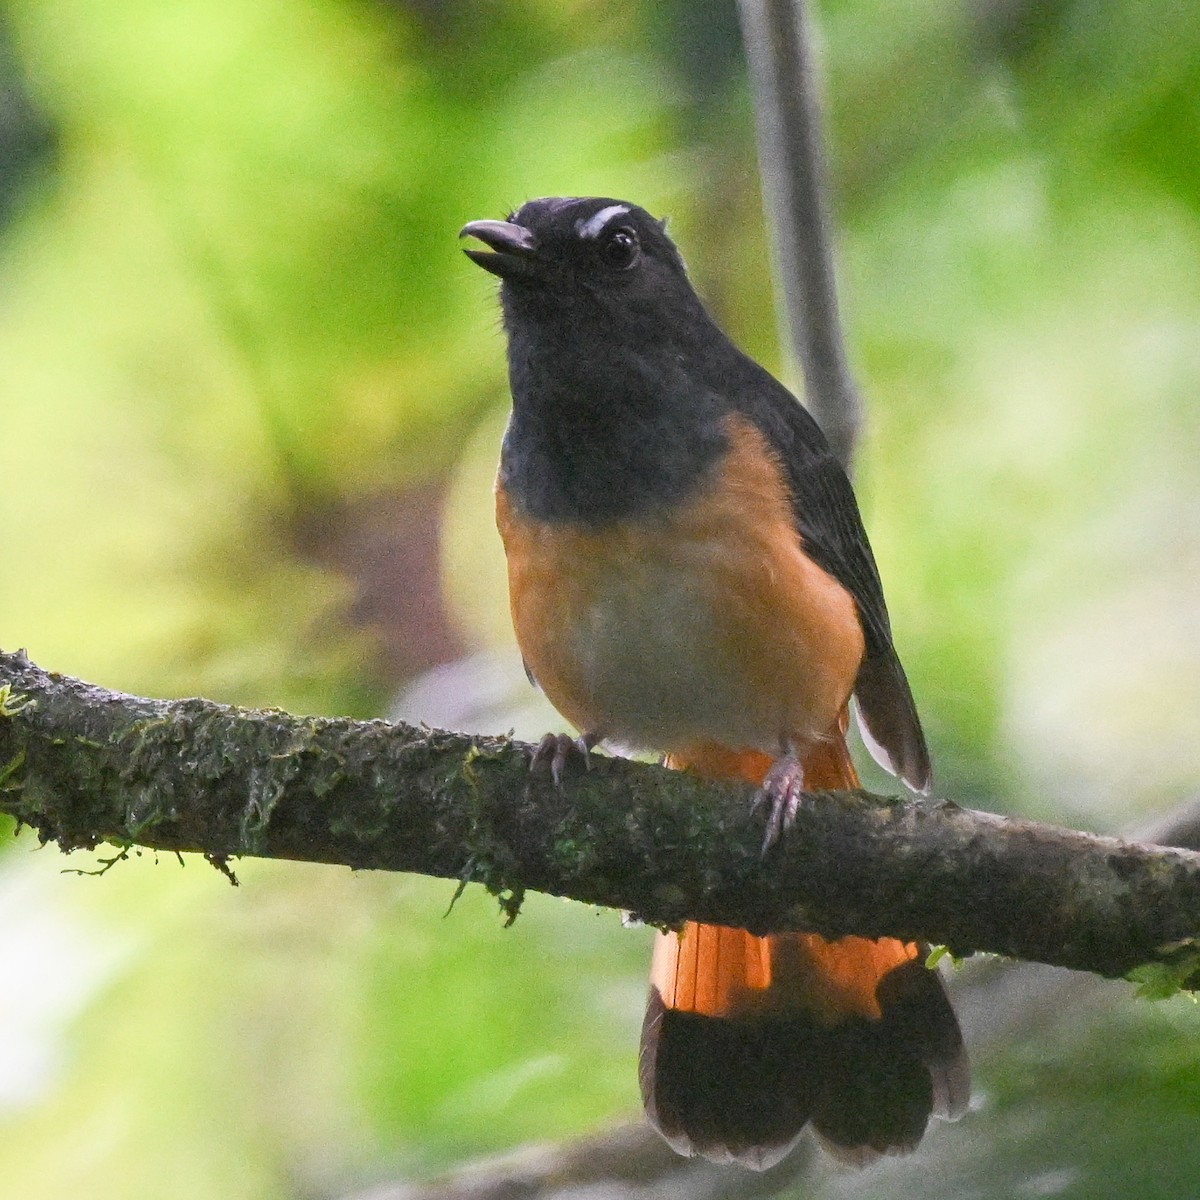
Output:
[{"left": 1, "top": 648, "right": 1198, "bottom": 988}]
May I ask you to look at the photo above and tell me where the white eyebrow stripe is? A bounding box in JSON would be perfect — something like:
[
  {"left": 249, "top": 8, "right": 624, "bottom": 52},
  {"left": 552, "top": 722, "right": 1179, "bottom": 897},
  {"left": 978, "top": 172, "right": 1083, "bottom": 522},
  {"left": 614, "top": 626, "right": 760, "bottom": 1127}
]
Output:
[{"left": 576, "top": 204, "right": 631, "bottom": 240}]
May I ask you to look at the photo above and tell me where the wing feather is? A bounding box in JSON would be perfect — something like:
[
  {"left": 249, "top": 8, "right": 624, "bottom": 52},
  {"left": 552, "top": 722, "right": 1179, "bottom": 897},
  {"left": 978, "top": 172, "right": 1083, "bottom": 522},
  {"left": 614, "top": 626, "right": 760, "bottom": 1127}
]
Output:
[{"left": 725, "top": 361, "right": 931, "bottom": 791}]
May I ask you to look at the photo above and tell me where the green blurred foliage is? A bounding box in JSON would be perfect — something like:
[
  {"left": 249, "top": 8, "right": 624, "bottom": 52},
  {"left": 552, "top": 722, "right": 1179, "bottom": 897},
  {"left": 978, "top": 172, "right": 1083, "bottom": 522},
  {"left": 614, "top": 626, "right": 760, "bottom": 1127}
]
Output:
[
  {"left": 0, "top": 853, "right": 646, "bottom": 1198},
  {"left": 0, "top": 0, "right": 1198, "bottom": 1195},
  {"left": 0, "top": 0, "right": 685, "bottom": 708}
]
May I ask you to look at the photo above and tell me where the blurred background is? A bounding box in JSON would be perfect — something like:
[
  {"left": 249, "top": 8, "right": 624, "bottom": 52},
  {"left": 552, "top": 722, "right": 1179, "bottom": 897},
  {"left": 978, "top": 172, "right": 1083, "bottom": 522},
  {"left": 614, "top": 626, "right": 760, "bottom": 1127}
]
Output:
[{"left": 1, "top": 0, "right": 1199, "bottom": 1196}]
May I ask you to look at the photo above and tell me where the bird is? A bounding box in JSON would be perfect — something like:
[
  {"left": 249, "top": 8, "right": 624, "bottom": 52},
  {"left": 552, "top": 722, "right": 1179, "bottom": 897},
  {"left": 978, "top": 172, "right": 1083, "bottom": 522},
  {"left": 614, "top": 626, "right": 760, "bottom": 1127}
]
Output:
[{"left": 459, "top": 196, "right": 969, "bottom": 1169}]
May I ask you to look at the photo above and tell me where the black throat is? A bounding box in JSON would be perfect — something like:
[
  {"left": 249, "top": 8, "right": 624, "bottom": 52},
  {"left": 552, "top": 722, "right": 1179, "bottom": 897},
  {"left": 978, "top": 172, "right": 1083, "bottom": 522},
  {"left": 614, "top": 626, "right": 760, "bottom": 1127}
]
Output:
[{"left": 498, "top": 293, "right": 732, "bottom": 525}]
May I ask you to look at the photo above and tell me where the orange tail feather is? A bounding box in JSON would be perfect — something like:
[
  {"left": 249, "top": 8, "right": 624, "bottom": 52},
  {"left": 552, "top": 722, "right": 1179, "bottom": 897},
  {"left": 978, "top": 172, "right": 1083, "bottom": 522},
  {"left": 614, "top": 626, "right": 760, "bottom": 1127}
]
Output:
[{"left": 640, "top": 720, "right": 968, "bottom": 1168}]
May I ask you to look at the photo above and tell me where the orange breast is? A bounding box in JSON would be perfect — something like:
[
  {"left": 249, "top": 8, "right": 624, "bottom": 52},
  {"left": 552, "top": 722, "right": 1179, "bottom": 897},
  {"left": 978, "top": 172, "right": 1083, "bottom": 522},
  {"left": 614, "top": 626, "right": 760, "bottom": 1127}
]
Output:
[{"left": 495, "top": 415, "right": 865, "bottom": 757}]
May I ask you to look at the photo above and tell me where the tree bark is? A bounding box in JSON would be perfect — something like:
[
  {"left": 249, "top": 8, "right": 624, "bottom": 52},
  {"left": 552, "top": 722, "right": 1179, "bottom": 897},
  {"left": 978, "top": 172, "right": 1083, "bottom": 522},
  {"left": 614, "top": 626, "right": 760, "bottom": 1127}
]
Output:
[{"left": 2, "top": 648, "right": 1198, "bottom": 986}]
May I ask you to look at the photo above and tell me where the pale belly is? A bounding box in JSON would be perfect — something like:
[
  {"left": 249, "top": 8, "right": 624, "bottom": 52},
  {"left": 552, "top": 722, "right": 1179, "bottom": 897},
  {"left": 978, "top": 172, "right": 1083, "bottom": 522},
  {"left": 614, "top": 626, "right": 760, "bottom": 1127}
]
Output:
[
  {"left": 527, "top": 543, "right": 781, "bottom": 752},
  {"left": 498, "top": 477, "right": 865, "bottom": 758}
]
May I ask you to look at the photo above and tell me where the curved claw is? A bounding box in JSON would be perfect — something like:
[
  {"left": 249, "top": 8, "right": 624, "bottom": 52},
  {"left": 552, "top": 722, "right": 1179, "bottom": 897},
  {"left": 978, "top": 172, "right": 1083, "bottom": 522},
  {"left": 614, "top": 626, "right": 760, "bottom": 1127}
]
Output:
[
  {"left": 529, "top": 731, "right": 603, "bottom": 791},
  {"left": 754, "top": 753, "right": 808, "bottom": 856}
]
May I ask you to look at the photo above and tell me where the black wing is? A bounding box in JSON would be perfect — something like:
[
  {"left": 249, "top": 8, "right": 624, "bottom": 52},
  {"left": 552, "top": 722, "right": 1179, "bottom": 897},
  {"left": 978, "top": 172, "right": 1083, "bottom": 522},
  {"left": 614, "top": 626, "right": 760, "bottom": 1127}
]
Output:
[{"left": 730, "top": 362, "right": 931, "bottom": 793}]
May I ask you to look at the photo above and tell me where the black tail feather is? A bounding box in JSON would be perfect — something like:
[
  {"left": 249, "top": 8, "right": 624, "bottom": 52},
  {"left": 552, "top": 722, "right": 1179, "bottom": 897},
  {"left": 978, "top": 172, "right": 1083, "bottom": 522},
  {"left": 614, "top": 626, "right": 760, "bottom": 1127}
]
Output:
[
  {"left": 640, "top": 959, "right": 967, "bottom": 1169},
  {"left": 640, "top": 986, "right": 823, "bottom": 1168}
]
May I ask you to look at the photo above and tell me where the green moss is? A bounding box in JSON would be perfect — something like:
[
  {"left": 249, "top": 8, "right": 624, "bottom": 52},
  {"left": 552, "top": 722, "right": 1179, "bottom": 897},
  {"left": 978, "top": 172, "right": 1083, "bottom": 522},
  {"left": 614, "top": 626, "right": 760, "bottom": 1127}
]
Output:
[
  {"left": 0, "top": 683, "right": 34, "bottom": 717},
  {"left": 1128, "top": 946, "right": 1200, "bottom": 1001},
  {"left": 925, "top": 944, "right": 963, "bottom": 969},
  {"left": 0, "top": 748, "right": 26, "bottom": 790},
  {"left": 457, "top": 748, "right": 529, "bottom": 926}
]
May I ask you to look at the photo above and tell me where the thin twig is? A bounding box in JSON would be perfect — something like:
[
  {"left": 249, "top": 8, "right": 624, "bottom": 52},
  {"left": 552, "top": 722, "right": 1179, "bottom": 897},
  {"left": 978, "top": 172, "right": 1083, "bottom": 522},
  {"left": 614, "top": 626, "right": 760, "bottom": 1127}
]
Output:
[{"left": 736, "top": 0, "right": 863, "bottom": 465}]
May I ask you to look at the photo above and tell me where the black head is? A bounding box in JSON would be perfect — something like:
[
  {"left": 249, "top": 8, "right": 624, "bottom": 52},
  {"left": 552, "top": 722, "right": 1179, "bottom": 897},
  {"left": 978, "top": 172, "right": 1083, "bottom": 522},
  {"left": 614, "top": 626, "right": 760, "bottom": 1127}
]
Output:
[
  {"left": 459, "top": 197, "right": 737, "bottom": 523},
  {"left": 460, "top": 196, "right": 708, "bottom": 339}
]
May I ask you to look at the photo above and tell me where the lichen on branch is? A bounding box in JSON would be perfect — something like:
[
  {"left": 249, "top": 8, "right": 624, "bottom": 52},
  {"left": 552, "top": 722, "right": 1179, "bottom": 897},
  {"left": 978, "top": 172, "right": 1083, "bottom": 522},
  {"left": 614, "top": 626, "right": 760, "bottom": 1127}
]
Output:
[{"left": 2, "top": 647, "right": 1199, "bottom": 989}]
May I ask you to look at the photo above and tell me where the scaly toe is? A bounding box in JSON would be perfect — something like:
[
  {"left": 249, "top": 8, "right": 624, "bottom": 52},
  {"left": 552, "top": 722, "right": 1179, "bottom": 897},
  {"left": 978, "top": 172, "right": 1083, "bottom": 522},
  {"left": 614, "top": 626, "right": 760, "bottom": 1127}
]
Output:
[
  {"left": 757, "top": 754, "right": 807, "bottom": 856},
  {"left": 529, "top": 731, "right": 601, "bottom": 791}
]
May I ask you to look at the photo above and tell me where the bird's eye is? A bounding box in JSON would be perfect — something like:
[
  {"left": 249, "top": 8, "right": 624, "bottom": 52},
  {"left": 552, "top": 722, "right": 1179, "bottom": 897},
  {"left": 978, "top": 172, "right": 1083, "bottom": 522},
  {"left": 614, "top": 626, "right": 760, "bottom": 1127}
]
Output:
[{"left": 598, "top": 226, "right": 640, "bottom": 270}]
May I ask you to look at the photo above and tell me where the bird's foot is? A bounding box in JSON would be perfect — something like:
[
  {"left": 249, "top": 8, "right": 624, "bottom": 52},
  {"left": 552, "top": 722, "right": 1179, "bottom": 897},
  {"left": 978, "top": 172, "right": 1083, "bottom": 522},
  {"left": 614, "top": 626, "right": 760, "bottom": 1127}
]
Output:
[
  {"left": 752, "top": 751, "right": 808, "bottom": 856},
  {"left": 529, "top": 731, "right": 602, "bottom": 790}
]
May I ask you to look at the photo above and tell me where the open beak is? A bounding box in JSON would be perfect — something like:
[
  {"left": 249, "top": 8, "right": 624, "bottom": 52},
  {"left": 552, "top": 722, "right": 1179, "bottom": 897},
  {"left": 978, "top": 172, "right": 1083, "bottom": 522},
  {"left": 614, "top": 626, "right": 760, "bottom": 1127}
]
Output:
[{"left": 459, "top": 219, "right": 541, "bottom": 280}]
